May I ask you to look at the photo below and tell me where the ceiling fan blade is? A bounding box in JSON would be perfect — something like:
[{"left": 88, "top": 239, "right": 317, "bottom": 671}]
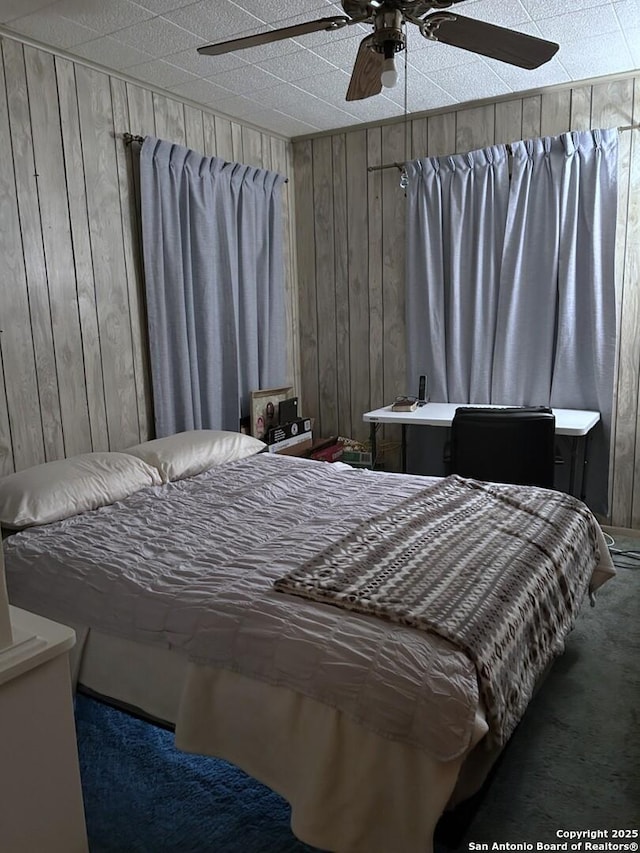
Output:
[
  {"left": 422, "top": 13, "right": 559, "bottom": 70},
  {"left": 198, "top": 16, "right": 350, "bottom": 57},
  {"left": 346, "top": 35, "right": 383, "bottom": 101}
]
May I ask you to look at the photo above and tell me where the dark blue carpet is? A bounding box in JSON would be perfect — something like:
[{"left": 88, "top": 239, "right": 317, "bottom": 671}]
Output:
[{"left": 74, "top": 694, "right": 322, "bottom": 853}]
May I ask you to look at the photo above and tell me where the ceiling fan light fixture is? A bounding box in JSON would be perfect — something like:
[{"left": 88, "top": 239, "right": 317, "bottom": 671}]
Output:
[
  {"left": 198, "top": 2, "right": 561, "bottom": 99},
  {"left": 380, "top": 55, "right": 398, "bottom": 88},
  {"left": 379, "top": 36, "right": 400, "bottom": 88}
]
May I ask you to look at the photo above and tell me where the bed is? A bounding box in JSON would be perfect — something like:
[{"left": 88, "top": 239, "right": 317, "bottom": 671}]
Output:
[{"left": 0, "top": 430, "right": 615, "bottom": 853}]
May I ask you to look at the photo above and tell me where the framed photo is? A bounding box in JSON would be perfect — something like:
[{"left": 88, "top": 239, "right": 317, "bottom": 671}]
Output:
[{"left": 250, "top": 386, "right": 294, "bottom": 439}]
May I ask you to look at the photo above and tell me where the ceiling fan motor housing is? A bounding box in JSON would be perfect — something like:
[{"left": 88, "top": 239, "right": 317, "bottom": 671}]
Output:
[
  {"left": 341, "top": 2, "right": 457, "bottom": 55},
  {"left": 373, "top": 9, "right": 405, "bottom": 54},
  {"left": 342, "top": 1, "right": 450, "bottom": 16}
]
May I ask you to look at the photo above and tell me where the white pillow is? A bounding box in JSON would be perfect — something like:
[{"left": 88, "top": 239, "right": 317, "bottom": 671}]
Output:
[
  {"left": 0, "top": 452, "right": 162, "bottom": 529},
  {"left": 125, "top": 429, "right": 266, "bottom": 482}
]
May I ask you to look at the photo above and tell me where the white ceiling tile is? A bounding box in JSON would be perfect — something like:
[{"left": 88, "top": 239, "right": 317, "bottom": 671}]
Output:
[
  {"left": 229, "top": 0, "right": 335, "bottom": 26},
  {"left": 534, "top": 6, "right": 622, "bottom": 44},
  {"left": 244, "top": 109, "right": 318, "bottom": 137},
  {"left": 406, "top": 37, "right": 476, "bottom": 74},
  {"left": 51, "top": 0, "right": 154, "bottom": 35},
  {"left": 243, "top": 83, "right": 311, "bottom": 112},
  {"left": 4, "top": 11, "right": 100, "bottom": 47},
  {"left": 625, "top": 26, "right": 640, "bottom": 64},
  {"left": 132, "top": 0, "right": 194, "bottom": 12},
  {"left": 612, "top": 0, "right": 640, "bottom": 29},
  {"left": 72, "top": 35, "right": 155, "bottom": 69},
  {"left": 0, "top": 0, "right": 57, "bottom": 23},
  {"left": 285, "top": 99, "right": 359, "bottom": 128},
  {"left": 382, "top": 67, "right": 459, "bottom": 114},
  {"left": 339, "top": 94, "right": 410, "bottom": 123},
  {"left": 292, "top": 67, "right": 352, "bottom": 100},
  {"left": 166, "top": 76, "right": 232, "bottom": 106},
  {"left": 427, "top": 60, "right": 513, "bottom": 103},
  {"left": 249, "top": 84, "right": 352, "bottom": 125},
  {"left": 113, "top": 16, "right": 203, "bottom": 53},
  {"left": 208, "top": 92, "right": 272, "bottom": 119},
  {"left": 404, "top": 23, "right": 441, "bottom": 56},
  {"left": 456, "top": 0, "right": 533, "bottom": 27},
  {"left": 311, "top": 32, "right": 371, "bottom": 68},
  {"left": 205, "top": 64, "right": 283, "bottom": 95},
  {"left": 323, "top": 1, "right": 349, "bottom": 12},
  {"left": 161, "top": 0, "right": 262, "bottom": 43},
  {"left": 125, "top": 58, "right": 198, "bottom": 87},
  {"left": 165, "top": 46, "right": 248, "bottom": 75},
  {"left": 554, "top": 30, "right": 634, "bottom": 77},
  {"left": 251, "top": 83, "right": 316, "bottom": 113},
  {"left": 265, "top": 91, "right": 409, "bottom": 131},
  {"left": 521, "top": 0, "right": 615, "bottom": 18},
  {"left": 332, "top": 94, "right": 392, "bottom": 121},
  {"left": 488, "top": 55, "right": 571, "bottom": 90},
  {"left": 254, "top": 47, "right": 337, "bottom": 81}
]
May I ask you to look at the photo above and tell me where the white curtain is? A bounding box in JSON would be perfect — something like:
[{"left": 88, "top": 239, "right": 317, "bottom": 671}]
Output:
[
  {"left": 139, "top": 136, "right": 287, "bottom": 437},
  {"left": 406, "top": 146, "right": 511, "bottom": 403},
  {"left": 406, "top": 129, "right": 618, "bottom": 513}
]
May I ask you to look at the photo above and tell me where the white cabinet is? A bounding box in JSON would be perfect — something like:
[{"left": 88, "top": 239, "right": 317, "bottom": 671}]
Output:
[{"left": 0, "top": 606, "right": 88, "bottom": 853}]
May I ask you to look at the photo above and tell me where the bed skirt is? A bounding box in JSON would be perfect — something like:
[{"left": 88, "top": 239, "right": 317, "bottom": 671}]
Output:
[{"left": 72, "top": 626, "right": 491, "bottom": 853}]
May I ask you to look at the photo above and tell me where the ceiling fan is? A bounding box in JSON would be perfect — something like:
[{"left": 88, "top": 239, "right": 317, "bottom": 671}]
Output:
[{"left": 197, "top": 1, "right": 560, "bottom": 101}]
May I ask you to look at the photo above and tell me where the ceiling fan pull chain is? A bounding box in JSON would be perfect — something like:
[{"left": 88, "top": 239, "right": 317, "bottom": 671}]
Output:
[{"left": 400, "top": 20, "right": 409, "bottom": 192}]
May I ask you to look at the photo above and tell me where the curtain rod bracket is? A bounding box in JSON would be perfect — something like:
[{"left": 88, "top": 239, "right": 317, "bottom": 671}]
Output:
[{"left": 123, "top": 132, "right": 144, "bottom": 145}]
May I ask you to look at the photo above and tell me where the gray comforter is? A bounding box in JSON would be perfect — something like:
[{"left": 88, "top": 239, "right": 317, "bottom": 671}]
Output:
[{"left": 3, "top": 454, "right": 614, "bottom": 761}]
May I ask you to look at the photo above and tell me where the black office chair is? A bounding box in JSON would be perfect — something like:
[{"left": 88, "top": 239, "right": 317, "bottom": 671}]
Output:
[{"left": 449, "top": 406, "right": 556, "bottom": 488}]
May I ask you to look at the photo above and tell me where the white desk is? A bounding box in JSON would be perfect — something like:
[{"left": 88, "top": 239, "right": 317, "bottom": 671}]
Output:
[{"left": 363, "top": 403, "right": 600, "bottom": 496}]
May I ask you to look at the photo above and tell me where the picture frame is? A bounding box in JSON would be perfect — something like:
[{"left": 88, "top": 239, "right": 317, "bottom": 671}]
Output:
[{"left": 250, "top": 386, "right": 294, "bottom": 439}]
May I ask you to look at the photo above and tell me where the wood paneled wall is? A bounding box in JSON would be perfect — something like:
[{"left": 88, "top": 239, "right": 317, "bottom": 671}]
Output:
[
  {"left": 0, "top": 35, "right": 298, "bottom": 477},
  {"left": 1, "top": 31, "right": 638, "bottom": 526},
  {"left": 292, "top": 76, "right": 640, "bottom": 527}
]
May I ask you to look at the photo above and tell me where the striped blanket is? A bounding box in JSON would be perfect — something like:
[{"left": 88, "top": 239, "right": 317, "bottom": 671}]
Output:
[{"left": 275, "top": 475, "right": 605, "bottom": 747}]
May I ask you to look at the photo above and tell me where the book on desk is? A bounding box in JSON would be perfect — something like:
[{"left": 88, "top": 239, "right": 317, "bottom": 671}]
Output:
[{"left": 392, "top": 397, "right": 418, "bottom": 413}]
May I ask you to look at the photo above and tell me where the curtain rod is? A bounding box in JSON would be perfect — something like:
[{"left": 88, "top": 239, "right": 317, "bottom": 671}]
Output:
[
  {"left": 366, "top": 122, "right": 640, "bottom": 174},
  {"left": 121, "top": 132, "right": 288, "bottom": 181}
]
